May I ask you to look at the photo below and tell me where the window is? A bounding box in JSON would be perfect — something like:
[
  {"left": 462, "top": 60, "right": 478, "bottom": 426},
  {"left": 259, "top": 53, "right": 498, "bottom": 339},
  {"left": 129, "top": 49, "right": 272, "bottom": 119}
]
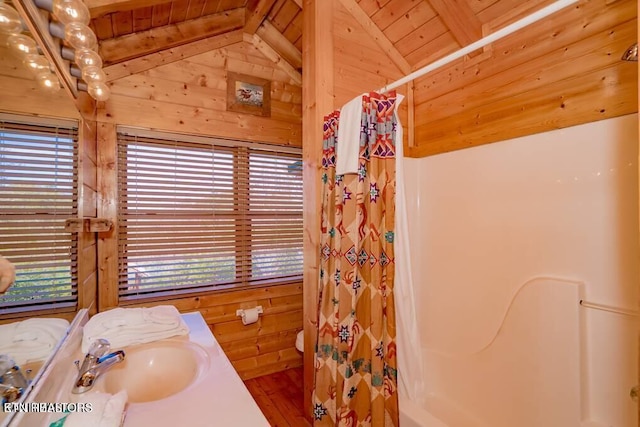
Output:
[
  {"left": 117, "top": 130, "right": 303, "bottom": 300},
  {"left": 0, "top": 115, "right": 78, "bottom": 312}
]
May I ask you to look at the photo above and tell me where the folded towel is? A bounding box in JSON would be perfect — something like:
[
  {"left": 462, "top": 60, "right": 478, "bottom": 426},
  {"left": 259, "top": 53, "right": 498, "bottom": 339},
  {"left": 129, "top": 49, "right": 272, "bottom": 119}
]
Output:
[
  {"left": 335, "top": 94, "right": 365, "bottom": 175},
  {"left": 62, "top": 390, "right": 128, "bottom": 427},
  {"left": 0, "top": 318, "right": 69, "bottom": 365},
  {"left": 82, "top": 305, "right": 189, "bottom": 353}
]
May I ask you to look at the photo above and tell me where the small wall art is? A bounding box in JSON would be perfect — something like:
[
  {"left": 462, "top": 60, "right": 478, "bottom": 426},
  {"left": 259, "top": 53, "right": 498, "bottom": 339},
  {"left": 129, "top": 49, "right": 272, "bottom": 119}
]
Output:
[{"left": 226, "top": 72, "right": 271, "bottom": 117}]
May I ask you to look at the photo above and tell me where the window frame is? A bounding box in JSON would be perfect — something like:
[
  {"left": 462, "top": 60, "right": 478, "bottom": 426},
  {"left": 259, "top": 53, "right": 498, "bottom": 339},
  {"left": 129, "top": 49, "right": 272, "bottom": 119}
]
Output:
[
  {"left": 0, "top": 113, "right": 79, "bottom": 316},
  {"left": 115, "top": 127, "right": 303, "bottom": 302}
]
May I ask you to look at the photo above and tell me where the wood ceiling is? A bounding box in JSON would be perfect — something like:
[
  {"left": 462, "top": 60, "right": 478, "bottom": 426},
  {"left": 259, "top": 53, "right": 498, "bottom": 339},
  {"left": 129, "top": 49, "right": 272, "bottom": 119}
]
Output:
[
  {"left": 88, "top": 0, "right": 303, "bottom": 68},
  {"left": 86, "top": 0, "right": 605, "bottom": 80}
]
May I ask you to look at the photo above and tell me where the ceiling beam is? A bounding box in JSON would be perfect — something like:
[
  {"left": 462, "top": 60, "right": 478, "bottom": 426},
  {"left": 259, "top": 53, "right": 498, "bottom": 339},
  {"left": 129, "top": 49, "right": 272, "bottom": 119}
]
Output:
[
  {"left": 87, "top": 0, "right": 173, "bottom": 19},
  {"left": 256, "top": 20, "right": 302, "bottom": 69},
  {"left": 99, "top": 8, "right": 244, "bottom": 65},
  {"left": 426, "top": 0, "right": 483, "bottom": 48},
  {"left": 336, "top": 0, "right": 411, "bottom": 74},
  {"left": 245, "top": 33, "right": 302, "bottom": 85},
  {"left": 245, "top": 0, "right": 278, "bottom": 35},
  {"left": 104, "top": 29, "right": 244, "bottom": 81}
]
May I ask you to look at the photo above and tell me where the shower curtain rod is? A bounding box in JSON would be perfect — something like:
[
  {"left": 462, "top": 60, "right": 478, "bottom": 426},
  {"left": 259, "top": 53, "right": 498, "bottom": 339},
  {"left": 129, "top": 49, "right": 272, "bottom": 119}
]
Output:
[{"left": 378, "top": 0, "right": 579, "bottom": 93}]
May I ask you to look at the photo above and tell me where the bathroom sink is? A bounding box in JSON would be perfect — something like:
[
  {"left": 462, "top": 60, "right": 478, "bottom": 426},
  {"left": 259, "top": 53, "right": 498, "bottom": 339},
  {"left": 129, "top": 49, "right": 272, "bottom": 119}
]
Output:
[{"left": 98, "top": 338, "right": 210, "bottom": 403}]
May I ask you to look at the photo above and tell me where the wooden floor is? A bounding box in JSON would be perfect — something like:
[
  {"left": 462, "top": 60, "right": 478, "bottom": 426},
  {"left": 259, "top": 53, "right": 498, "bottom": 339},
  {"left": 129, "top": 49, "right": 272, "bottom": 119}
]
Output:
[{"left": 244, "top": 366, "right": 311, "bottom": 427}]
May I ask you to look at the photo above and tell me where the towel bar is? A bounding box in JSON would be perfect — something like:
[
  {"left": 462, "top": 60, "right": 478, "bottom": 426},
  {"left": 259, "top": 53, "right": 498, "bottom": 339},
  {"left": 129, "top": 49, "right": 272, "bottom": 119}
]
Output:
[{"left": 579, "top": 300, "right": 638, "bottom": 317}]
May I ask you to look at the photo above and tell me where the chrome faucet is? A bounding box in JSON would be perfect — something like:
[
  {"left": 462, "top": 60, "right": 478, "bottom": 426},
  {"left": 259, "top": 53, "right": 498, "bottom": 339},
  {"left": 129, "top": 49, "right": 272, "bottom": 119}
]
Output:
[
  {"left": 72, "top": 339, "right": 125, "bottom": 394},
  {"left": 0, "top": 355, "right": 28, "bottom": 404}
]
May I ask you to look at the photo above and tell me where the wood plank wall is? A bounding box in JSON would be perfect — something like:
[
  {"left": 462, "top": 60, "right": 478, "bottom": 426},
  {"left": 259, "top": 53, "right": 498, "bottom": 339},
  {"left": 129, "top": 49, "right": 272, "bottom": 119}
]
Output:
[
  {"left": 97, "top": 41, "right": 302, "bottom": 147},
  {"left": 0, "top": 48, "right": 97, "bottom": 322},
  {"left": 96, "top": 39, "right": 303, "bottom": 379},
  {"left": 409, "top": 0, "right": 638, "bottom": 157}
]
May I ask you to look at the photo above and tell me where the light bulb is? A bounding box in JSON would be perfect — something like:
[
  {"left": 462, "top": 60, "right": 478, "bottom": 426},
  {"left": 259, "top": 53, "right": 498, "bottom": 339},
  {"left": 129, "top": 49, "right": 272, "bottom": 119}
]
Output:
[
  {"left": 52, "top": 0, "right": 90, "bottom": 25},
  {"left": 6, "top": 34, "right": 38, "bottom": 56},
  {"left": 23, "top": 53, "right": 50, "bottom": 73},
  {"left": 0, "top": 3, "right": 22, "bottom": 35},
  {"left": 64, "top": 23, "right": 96, "bottom": 50},
  {"left": 36, "top": 72, "right": 61, "bottom": 92},
  {"left": 75, "top": 47, "right": 102, "bottom": 69},
  {"left": 81, "top": 65, "right": 105, "bottom": 83},
  {"left": 87, "top": 81, "right": 109, "bottom": 101}
]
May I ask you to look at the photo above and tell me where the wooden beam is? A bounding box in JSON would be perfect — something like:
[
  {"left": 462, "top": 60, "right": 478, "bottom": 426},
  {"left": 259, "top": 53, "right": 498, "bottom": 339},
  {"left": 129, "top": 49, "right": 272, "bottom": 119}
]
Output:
[
  {"left": 426, "top": 0, "right": 483, "bottom": 48},
  {"left": 99, "top": 9, "right": 244, "bottom": 65},
  {"left": 87, "top": 0, "right": 172, "bottom": 18},
  {"left": 256, "top": 20, "right": 303, "bottom": 69},
  {"left": 104, "top": 30, "right": 243, "bottom": 81},
  {"left": 302, "top": 0, "right": 333, "bottom": 421},
  {"left": 336, "top": 0, "right": 411, "bottom": 75},
  {"left": 247, "top": 33, "right": 302, "bottom": 85},
  {"left": 96, "top": 121, "right": 119, "bottom": 311},
  {"left": 245, "top": 0, "right": 278, "bottom": 34},
  {"left": 292, "top": 0, "right": 302, "bottom": 8}
]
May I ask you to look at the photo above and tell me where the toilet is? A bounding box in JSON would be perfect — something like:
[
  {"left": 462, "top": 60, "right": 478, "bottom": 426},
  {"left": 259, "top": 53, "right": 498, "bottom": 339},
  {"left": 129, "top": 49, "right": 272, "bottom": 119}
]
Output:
[{"left": 295, "top": 330, "right": 304, "bottom": 352}]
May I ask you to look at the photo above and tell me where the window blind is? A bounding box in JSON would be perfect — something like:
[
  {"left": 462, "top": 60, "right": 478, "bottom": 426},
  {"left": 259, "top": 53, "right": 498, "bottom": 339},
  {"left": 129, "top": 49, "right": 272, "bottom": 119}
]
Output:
[
  {"left": 0, "top": 116, "right": 78, "bottom": 312},
  {"left": 117, "top": 132, "right": 303, "bottom": 300}
]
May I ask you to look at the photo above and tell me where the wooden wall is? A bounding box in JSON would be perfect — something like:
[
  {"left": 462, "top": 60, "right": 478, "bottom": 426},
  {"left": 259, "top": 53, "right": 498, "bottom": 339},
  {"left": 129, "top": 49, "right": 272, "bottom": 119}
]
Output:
[
  {"left": 409, "top": 0, "right": 638, "bottom": 157},
  {"left": 0, "top": 47, "right": 97, "bottom": 322},
  {"left": 96, "top": 39, "right": 303, "bottom": 379},
  {"left": 98, "top": 41, "right": 302, "bottom": 147}
]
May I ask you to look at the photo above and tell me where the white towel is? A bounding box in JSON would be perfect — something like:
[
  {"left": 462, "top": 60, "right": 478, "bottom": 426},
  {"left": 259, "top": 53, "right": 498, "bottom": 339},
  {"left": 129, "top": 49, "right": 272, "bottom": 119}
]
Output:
[
  {"left": 335, "top": 94, "right": 365, "bottom": 175},
  {"left": 0, "top": 318, "right": 69, "bottom": 365},
  {"left": 62, "top": 390, "right": 127, "bottom": 427},
  {"left": 82, "top": 305, "right": 189, "bottom": 353}
]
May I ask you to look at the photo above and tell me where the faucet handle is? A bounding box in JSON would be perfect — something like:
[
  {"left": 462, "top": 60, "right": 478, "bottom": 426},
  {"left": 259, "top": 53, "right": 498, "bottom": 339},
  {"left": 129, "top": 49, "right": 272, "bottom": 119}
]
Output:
[{"left": 87, "top": 339, "right": 111, "bottom": 357}]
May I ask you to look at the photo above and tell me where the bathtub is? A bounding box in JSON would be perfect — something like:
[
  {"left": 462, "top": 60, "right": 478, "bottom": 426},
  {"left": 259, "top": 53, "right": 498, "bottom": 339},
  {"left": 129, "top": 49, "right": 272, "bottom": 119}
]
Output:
[
  {"left": 399, "top": 395, "right": 484, "bottom": 427},
  {"left": 400, "top": 398, "right": 448, "bottom": 427},
  {"left": 397, "top": 277, "right": 634, "bottom": 427}
]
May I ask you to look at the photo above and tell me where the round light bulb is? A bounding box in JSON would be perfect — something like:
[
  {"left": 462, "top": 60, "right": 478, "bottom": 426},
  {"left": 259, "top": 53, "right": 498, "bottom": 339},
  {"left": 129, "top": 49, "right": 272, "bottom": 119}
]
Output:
[
  {"left": 87, "top": 81, "right": 109, "bottom": 101},
  {"left": 75, "top": 47, "right": 102, "bottom": 69},
  {"left": 36, "top": 72, "right": 61, "bottom": 92},
  {"left": 64, "top": 23, "right": 96, "bottom": 50},
  {"left": 23, "top": 53, "right": 50, "bottom": 73},
  {"left": 0, "top": 4, "right": 22, "bottom": 35},
  {"left": 6, "top": 34, "right": 38, "bottom": 56},
  {"left": 81, "top": 65, "right": 105, "bottom": 83},
  {"left": 52, "top": 0, "right": 90, "bottom": 25}
]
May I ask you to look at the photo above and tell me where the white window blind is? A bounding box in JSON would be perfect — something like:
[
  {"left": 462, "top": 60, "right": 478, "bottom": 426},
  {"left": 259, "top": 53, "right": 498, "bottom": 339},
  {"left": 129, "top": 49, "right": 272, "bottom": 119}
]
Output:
[
  {"left": 0, "top": 115, "right": 78, "bottom": 312},
  {"left": 117, "top": 131, "right": 303, "bottom": 300}
]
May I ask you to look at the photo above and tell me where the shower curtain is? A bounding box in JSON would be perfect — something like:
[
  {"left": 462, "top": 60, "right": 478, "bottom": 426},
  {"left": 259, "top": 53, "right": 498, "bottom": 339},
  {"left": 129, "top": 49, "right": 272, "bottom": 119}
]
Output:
[{"left": 313, "top": 91, "right": 400, "bottom": 426}]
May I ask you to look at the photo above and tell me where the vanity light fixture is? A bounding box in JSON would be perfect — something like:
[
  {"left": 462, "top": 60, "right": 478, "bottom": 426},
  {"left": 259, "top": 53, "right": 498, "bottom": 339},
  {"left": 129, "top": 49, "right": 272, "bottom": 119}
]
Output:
[
  {"left": 1, "top": 1, "right": 62, "bottom": 92},
  {"left": 32, "top": 0, "right": 110, "bottom": 100},
  {"left": 35, "top": 71, "right": 61, "bottom": 91},
  {"left": 23, "top": 52, "right": 50, "bottom": 72},
  {"left": 6, "top": 32, "right": 37, "bottom": 54},
  {"left": 0, "top": 2, "right": 23, "bottom": 34},
  {"left": 51, "top": 0, "right": 90, "bottom": 25}
]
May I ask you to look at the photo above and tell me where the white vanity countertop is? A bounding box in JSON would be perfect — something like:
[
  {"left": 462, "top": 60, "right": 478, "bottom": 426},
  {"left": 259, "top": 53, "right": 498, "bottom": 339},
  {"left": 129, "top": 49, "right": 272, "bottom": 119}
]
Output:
[
  {"left": 10, "top": 310, "right": 270, "bottom": 427},
  {"left": 121, "top": 312, "right": 270, "bottom": 427}
]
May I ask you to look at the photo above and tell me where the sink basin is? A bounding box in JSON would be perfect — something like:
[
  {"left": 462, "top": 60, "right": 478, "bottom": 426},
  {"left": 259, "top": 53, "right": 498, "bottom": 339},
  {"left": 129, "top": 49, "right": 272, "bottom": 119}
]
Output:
[{"left": 98, "top": 339, "right": 209, "bottom": 403}]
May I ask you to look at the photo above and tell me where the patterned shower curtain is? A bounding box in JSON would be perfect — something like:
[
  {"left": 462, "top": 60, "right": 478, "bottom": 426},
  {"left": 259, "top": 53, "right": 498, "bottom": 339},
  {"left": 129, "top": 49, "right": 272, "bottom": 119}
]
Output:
[{"left": 313, "top": 91, "right": 399, "bottom": 426}]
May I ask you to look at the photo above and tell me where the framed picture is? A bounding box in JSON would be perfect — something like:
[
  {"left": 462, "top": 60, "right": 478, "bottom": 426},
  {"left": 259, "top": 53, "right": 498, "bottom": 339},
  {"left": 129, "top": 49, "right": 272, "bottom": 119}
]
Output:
[{"left": 226, "top": 72, "right": 271, "bottom": 117}]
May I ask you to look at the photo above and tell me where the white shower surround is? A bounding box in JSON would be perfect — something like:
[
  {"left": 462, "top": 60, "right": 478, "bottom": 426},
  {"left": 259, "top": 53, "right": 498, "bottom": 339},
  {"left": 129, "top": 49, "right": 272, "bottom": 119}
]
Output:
[{"left": 397, "top": 114, "right": 639, "bottom": 426}]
